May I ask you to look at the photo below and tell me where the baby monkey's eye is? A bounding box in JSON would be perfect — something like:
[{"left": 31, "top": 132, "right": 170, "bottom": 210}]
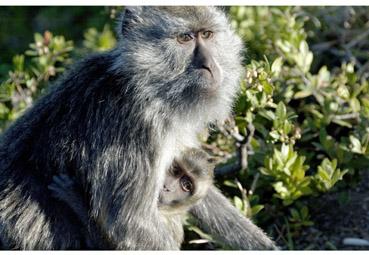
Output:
[
  {"left": 180, "top": 176, "right": 193, "bottom": 192},
  {"left": 201, "top": 30, "right": 213, "bottom": 39},
  {"left": 177, "top": 33, "right": 193, "bottom": 43}
]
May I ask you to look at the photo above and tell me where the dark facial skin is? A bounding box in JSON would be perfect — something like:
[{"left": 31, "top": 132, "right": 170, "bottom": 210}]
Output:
[
  {"left": 177, "top": 30, "right": 221, "bottom": 92},
  {"left": 158, "top": 162, "right": 194, "bottom": 206}
]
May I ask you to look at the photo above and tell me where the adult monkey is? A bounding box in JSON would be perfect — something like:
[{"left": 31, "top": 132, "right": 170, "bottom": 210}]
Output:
[{"left": 0, "top": 7, "right": 276, "bottom": 250}]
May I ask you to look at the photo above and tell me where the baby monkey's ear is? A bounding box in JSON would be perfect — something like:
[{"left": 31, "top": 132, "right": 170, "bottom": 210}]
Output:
[{"left": 117, "top": 6, "right": 144, "bottom": 36}]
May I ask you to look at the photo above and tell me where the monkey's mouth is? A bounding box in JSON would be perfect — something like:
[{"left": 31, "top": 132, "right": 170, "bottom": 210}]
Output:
[
  {"left": 196, "top": 68, "right": 220, "bottom": 92},
  {"left": 199, "top": 66, "right": 213, "bottom": 78}
]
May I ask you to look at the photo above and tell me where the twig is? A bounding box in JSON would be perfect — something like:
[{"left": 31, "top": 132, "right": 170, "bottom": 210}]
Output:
[
  {"left": 346, "top": 29, "right": 369, "bottom": 49},
  {"left": 333, "top": 113, "right": 359, "bottom": 120},
  {"left": 214, "top": 123, "right": 255, "bottom": 177},
  {"left": 249, "top": 172, "right": 260, "bottom": 195},
  {"left": 214, "top": 157, "right": 241, "bottom": 177},
  {"left": 273, "top": 224, "right": 288, "bottom": 245}
]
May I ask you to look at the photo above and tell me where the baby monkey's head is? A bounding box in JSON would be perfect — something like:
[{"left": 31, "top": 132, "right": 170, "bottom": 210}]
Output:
[{"left": 158, "top": 148, "right": 215, "bottom": 215}]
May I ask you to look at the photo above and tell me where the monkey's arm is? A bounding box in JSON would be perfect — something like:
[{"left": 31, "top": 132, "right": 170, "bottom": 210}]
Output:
[
  {"left": 48, "top": 174, "right": 113, "bottom": 249},
  {"left": 190, "top": 186, "right": 277, "bottom": 250},
  {"left": 89, "top": 151, "right": 179, "bottom": 250},
  {"left": 48, "top": 175, "right": 89, "bottom": 224}
]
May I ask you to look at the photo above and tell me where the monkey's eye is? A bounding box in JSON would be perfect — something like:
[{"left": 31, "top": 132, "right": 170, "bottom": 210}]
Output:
[
  {"left": 180, "top": 176, "right": 193, "bottom": 193},
  {"left": 177, "top": 33, "right": 193, "bottom": 43},
  {"left": 201, "top": 31, "right": 213, "bottom": 39}
]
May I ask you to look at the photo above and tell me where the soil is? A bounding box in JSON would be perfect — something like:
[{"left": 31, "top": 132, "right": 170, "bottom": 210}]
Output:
[{"left": 276, "top": 169, "right": 369, "bottom": 250}]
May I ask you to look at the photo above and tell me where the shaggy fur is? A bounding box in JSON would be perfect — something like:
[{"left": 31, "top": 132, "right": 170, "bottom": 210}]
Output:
[
  {"left": 49, "top": 148, "right": 214, "bottom": 248},
  {"left": 0, "top": 7, "right": 276, "bottom": 250}
]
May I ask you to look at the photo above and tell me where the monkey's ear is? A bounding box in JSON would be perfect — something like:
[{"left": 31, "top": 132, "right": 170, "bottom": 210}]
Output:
[{"left": 118, "top": 6, "right": 144, "bottom": 36}]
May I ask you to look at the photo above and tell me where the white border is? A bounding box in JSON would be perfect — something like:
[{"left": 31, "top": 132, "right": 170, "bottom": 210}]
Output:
[
  {"left": 0, "top": 251, "right": 368, "bottom": 254},
  {"left": 2, "top": 0, "right": 369, "bottom": 6}
]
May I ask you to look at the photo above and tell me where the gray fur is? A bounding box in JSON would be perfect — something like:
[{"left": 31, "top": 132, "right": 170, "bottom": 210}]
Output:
[
  {"left": 0, "top": 6, "right": 275, "bottom": 250},
  {"left": 49, "top": 149, "right": 214, "bottom": 248},
  {"left": 191, "top": 187, "right": 276, "bottom": 249},
  {"left": 48, "top": 174, "right": 113, "bottom": 249}
]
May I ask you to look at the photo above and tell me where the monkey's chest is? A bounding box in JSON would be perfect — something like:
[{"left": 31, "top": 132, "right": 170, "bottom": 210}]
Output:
[{"left": 155, "top": 130, "right": 200, "bottom": 194}]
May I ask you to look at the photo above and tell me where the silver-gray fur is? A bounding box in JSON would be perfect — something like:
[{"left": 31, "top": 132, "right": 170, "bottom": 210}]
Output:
[
  {"left": 0, "top": 6, "right": 276, "bottom": 250},
  {"left": 191, "top": 186, "right": 277, "bottom": 249},
  {"left": 48, "top": 174, "right": 113, "bottom": 249},
  {"left": 48, "top": 149, "right": 214, "bottom": 248}
]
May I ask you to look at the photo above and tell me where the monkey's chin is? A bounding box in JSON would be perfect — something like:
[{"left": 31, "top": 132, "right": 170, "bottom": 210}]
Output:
[
  {"left": 198, "top": 79, "right": 220, "bottom": 95},
  {"left": 196, "top": 70, "right": 221, "bottom": 94}
]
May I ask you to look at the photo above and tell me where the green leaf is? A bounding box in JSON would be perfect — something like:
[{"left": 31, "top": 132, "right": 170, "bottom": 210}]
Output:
[
  {"left": 269, "top": 130, "right": 280, "bottom": 140},
  {"left": 294, "top": 90, "right": 312, "bottom": 99},
  {"left": 350, "top": 135, "right": 362, "bottom": 154},
  {"left": 317, "top": 165, "right": 331, "bottom": 182},
  {"left": 258, "top": 110, "right": 275, "bottom": 121},
  {"left": 281, "top": 143, "right": 290, "bottom": 160},
  {"left": 294, "top": 41, "right": 313, "bottom": 73},
  {"left": 234, "top": 196, "right": 244, "bottom": 211},
  {"left": 276, "top": 102, "right": 287, "bottom": 120},
  {"left": 251, "top": 205, "right": 264, "bottom": 216},
  {"left": 337, "top": 86, "right": 350, "bottom": 99},
  {"left": 301, "top": 206, "right": 309, "bottom": 219},
  {"left": 350, "top": 98, "right": 361, "bottom": 112},
  {"left": 273, "top": 181, "right": 289, "bottom": 198},
  {"left": 290, "top": 208, "right": 299, "bottom": 219},
  {"left": 291, "top": 156, "right": 306, "bottom": 180},
  {"left": 274, "top": 148, "right": 284, "bottom": 167},
  {"left": 223, "top": 180, "right": 238, "bottom": 188},
  {"left": 261, "top": 80, "right": 274, "bottom": 95},
  {"left": 317, "top": 66, "right": 330, "bottom": 85},
  {"left": 271, "top": 57, "right": 283, "bottom": 76},
  {"left": 186, "top": 225, "right": 214, "bottom": 242},
  {"left": 34, "top": 33, "right": 43, "bottom": 43},
  {"left": 259, "top": 167, "right": 271, "bottom": 176},
  {"left": 12, "top": 55, "right": 25, "bottom": 71}
]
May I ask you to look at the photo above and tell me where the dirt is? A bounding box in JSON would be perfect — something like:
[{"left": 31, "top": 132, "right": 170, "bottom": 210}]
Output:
[{"left": 277, "top": 169, "right": 369, "bottom": 250}]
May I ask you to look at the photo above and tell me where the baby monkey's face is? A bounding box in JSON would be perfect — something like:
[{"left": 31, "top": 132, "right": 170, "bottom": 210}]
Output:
[
  {"left": 158, "top": 161, "right": 194, "bottom": 206},
  {"left": 158, "top": 149, "right": 215, "bottom": 210}
]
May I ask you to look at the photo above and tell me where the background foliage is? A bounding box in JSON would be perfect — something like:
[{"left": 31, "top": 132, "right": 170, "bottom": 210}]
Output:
[{"left": 0, "top": 6, "right": 368, "bottom": 250}]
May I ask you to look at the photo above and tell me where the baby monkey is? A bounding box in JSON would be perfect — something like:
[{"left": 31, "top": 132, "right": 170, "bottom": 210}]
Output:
[
  {"left": 158, "top": 149, "right": 215, "bottom": 246},
  {"left": 49, "top": 148, "right": 215, "bottom": 249}
]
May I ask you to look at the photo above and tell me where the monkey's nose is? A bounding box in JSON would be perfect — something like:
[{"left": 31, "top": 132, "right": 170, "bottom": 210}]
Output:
[
  {"left": 201, "top": 64, "right": 212, "bottom": 75},
  {"left": 194, "top": 44, "right": 214, "bottom": 76}
]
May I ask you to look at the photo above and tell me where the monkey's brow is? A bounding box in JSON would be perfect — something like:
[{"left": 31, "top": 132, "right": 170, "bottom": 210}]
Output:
[
  {"left": 169, "top": 21, "right": 224, "bottom": 36},
  {"left": 192, "top": 168, "right": 210, "bottom": 178},
  {"left": 184, "top": 161, "right": 210, "bottom": 178}
]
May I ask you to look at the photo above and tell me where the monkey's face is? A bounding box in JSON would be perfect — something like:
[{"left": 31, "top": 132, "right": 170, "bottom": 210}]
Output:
[
  {"left": 176, "top": 30, "right": 222, "bottom": 93},
  {"left": 158, "top": 150, "right": 214, "bottom": 213},
  {"left": 118, "top": 6, "right": 244, "bottom": 123},
  {"left": 158, "top": 163, "right": 194, "bottom": 207}
]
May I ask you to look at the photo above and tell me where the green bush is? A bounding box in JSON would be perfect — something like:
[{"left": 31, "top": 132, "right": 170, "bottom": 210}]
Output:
[{"left": 0, "top": 31, "right": 73, "bottom": 130}]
